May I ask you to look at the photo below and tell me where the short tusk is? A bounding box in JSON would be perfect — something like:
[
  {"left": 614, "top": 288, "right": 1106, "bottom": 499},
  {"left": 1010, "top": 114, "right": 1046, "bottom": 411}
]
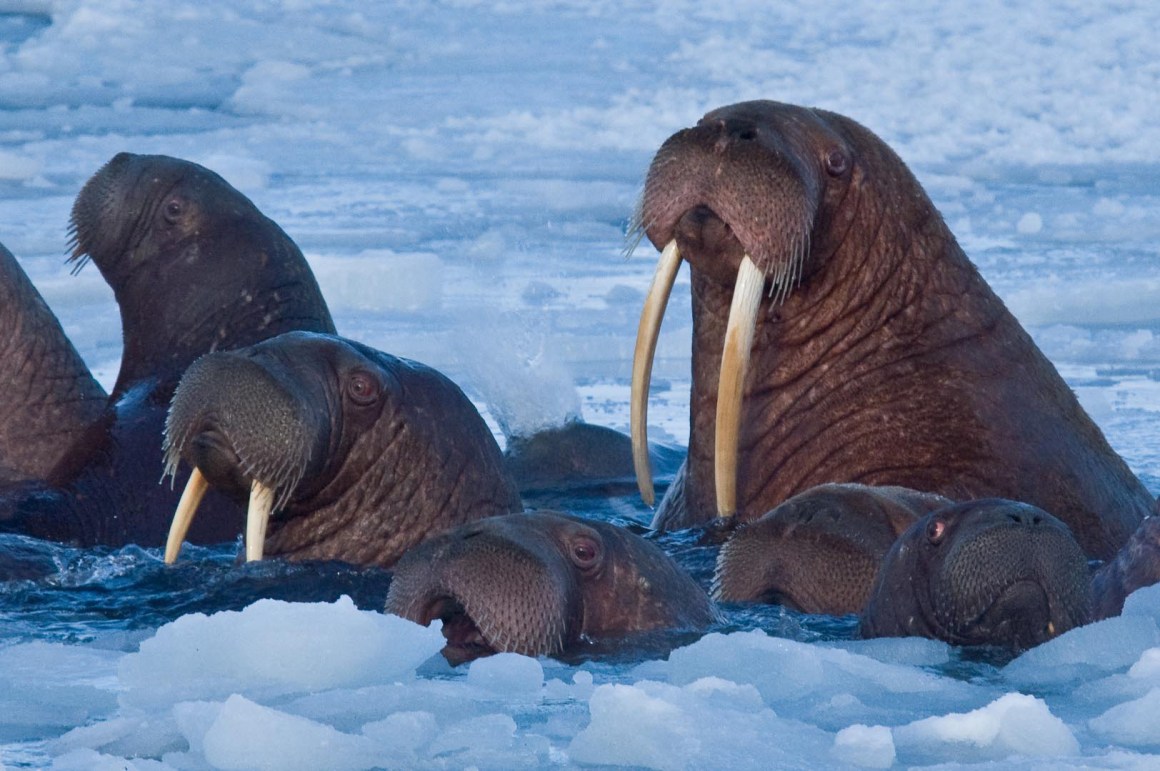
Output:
[
  {"left": 245, "top": 480, "right": 276, "bottom": 562},
  {"left": 631, "top": 239, "right": 682, "bottom": 506},
  {"left": 165, "top": 467, "right": 209, "bottom": 564},
  {"left": 715, "top": 255, "right": 765, "bottom": 519}
]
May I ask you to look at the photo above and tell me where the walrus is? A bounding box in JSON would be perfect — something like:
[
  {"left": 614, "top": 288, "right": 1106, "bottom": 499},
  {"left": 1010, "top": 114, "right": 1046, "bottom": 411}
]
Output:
[
  {"left": 385, "top": 511, "right": 717, "bottom": 664},
  {"left": 162, "top": 331, "right": 523, "bottom": 567},
  {"left": 0, "top": 242, "right": 107, "bottom": 484},
  {"left": 712, "top": 483, "right": 951, "bottom": 614},
  {"left": 1090, "top": 515, "right": 1160, "bottom": 620},
  {"left": 629, "top": 100, "right": 1153, "bottom": 560},
  {"left": 0, "top": 153, "right": 335, "bottom": 546},
  {"left": 859, "top": 499, "right": 1093, "bottom": 650}
]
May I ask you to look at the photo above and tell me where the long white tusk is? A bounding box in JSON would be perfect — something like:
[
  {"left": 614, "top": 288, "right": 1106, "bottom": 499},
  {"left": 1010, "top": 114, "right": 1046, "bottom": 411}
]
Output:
[
  {"left": 715, "top": 254, "right": 765, "bottom": 519},
  {"left": 165, "top": 467, "right": 209, "bottom": 564},
  {"left": 245, "top": 480, "right": 276, "bottom": 562},
  {"left": 631, "top": 239, "right": 682, "bottom": 506}
]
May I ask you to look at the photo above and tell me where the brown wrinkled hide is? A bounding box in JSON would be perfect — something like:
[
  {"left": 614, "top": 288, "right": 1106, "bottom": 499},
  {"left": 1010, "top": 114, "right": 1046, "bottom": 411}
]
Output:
[
  {"left": 0, "top": 243, "right": 107, "bottom": 484},
  {"left": 713, "top": 483, "right": 950, "bottom": 614},
  {"left": 859, "top": 499, "right": 1093, "bottom": 649},
  {"left": 386, "top": 511, "right": 717, "bottom": 663},
  {"left": 165, "top": 332, "right": 522, "bottom": 566},
  {"left": 1091, "top": 515, "right": 1160, "bottom": 619},
  {"left": 641, "top": 101, "right": 1152, "bottom": 560}
]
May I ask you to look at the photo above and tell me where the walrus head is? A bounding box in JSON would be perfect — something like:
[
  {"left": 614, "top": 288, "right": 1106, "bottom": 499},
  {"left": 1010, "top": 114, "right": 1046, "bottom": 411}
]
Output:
[
  {"left": 630, "top": 100, "right": 888, "bottom": 520},
  {"left": 386, "top": 511, "right": 717, "bottom": 664},
  {"left": 162, "top": 331, "right": 521, "bottom": 567},
  {"left": 69, "top": 152, "right": 334, "bottom": 398},
  {"left": 859, "top": 499, "right": 1093, "bottom": 650},
  {"left": 712, "top": 483, "right": 950, "bottom": 615}
]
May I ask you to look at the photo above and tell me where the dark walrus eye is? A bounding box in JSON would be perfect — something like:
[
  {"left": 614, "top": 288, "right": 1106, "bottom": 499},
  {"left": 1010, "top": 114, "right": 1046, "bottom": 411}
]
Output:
[
  {"left": 163, "top": 197, "right": 185, "bottom": 224},
  {"left": 345, "top": 370, "right": 380, "bottom": 406},
  {"left": 569, "top": 534, "right": 602, "bottom": 570},
  {"left": 824, "top": 148, "right": 850, "bottom": 177},
  {"left": 926, "top": 518, "right": 947, "bottom": 545}
]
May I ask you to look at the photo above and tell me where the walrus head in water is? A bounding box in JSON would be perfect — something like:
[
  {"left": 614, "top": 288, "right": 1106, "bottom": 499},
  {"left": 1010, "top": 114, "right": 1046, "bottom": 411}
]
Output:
[
  {"left": 630, "top": 100, "right": 1152, "bottom": 560},
  {"left": 859, "top": 499, "right": 1092, "bottom": 650},
  {"left": 386, "top": 511, "right": 717, "bottom": 664},
  {"left": 713, "top": 483, "right": 950, "bottom": 615},
  {"left": 162, "top": 331, "right": 522, "bottom": 566},
  {"left": 68, "top": 152, "right": 335, "bottom": 398}
]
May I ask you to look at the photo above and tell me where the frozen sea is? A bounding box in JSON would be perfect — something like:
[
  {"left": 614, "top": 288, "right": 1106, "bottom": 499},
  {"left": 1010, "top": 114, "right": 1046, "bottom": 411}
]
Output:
[{"left": 2, "top": 0, "right": 1160, "bottom": 768}]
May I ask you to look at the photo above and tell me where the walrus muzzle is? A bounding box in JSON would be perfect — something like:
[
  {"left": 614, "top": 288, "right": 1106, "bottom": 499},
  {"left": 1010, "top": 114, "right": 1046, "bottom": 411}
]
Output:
[
  {"left": 630, "top": 117, "right": 817, "bottom": 518},
  {"left": 162, "top": 351, "right": 317, "bottom": 563}
]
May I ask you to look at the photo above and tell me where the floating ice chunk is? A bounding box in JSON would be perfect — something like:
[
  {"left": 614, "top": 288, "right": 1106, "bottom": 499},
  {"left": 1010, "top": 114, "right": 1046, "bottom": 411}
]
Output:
[
  {"left": 893, "top": 692, "right": 1079, "bottom": 764},
  {"left": 1004, "top": 614, "right": 1160, "bottom": 689},
  {"left": 0, "top": 642, "right": 120, "bottom": 742},
  {"left": 360, "top": 711, "right": 438, "bottom": 756},
  {"left": 465, "top": 652, "right": 544, "bottom": 699},
  {"left": 1123, "top": 582, "right": 1160, "bottom": 619},
  {"left": 118, "top": 598, "right": 444, "bottom": 708},
  {"left": 201, "top": 694, "right": 380, "bottom": 771},
  {"left": 832, "top": 724, "right": 896, "bottom": 769},
  {"left": 828, "top": 635, "right": 952, "bottom": 667},
  {"left": 1089, "top": 687, "right": 1160, "bottom": 747},
  {"left": 1129, "top": 648, "right": 1160, "bottom": 680}
]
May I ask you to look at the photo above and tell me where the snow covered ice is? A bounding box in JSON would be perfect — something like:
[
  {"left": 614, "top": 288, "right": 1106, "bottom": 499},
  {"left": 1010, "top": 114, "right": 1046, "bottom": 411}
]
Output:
[{"left": 3, "top": 0, "right": 1160, "bottom": 768}]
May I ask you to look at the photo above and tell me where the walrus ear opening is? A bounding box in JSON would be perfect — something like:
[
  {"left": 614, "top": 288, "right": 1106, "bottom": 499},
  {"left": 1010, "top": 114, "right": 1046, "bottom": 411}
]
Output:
[
  {"left": 567, "top": 533, "right": 603, "bottom": 572},
  {"left": 926, "top": 517, "right": 947, "bottom": 545},
  {"left": 823, "top": 147, "right": 850, "bottom": 177}
]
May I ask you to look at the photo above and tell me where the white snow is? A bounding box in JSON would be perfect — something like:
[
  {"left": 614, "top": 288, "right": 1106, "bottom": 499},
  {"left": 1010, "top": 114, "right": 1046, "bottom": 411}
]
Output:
[{"left": 3, "top": 0, "right": 1160, "bottom": 767}]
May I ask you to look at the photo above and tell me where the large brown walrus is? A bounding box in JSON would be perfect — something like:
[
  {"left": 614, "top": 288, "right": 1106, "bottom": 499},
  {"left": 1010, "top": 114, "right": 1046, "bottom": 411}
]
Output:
[
  {"left": 0, "top": 242, "right": 107, "bottom": 485},
  {"left": 386, "top": 511, "right": 717, "bottom": 664},
  {"left": 162, "top": 331, "right": 523, "bottom": 567},
  {"left": 712, "top": 483, "right": 950, "bottom": 614},
  {"left": 859, "top": 499, "right": 1093, "bottom": 650},
  {"left": 0, "top": 153, "right": 335, "bottom": 546},
  {"left": 630, "top": 100, "right": 1154, "bottom": 559}
]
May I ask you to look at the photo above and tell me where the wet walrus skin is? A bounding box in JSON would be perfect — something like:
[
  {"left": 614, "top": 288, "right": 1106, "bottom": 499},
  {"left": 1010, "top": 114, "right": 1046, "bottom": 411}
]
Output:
[
  {"left": 386, "top": 511, "right": 717, "bottom": 664},
  {"left": 630, "top": 100, "right": 1153, "bottom": 560},
  {"left": 0, "top": 242, "right": 107, "bottom": 484},
  {"left": 0, "top": 153, "right": 335, "bottom": 546},
  {"left": 712, "top": 483, "right": 951, "bottom": 615},
  {"left": 163, "top": 331, "right": 523, "bottom": 567},
  {"left": 859, "top": 499, "right": 1093, "bottom": 650}
]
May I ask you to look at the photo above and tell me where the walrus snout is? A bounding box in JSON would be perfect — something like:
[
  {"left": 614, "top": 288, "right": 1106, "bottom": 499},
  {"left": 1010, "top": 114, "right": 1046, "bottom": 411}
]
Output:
[{"left": 163, "top": 349, "right": 319, "bottom": 564}]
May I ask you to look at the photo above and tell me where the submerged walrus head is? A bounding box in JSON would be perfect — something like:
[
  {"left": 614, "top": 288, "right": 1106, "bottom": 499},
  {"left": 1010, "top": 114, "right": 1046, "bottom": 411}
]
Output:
[
  {"left": 69, "top": 152, "right": 334, "bottom": 398},
  {"left": 628, "top": 100, "right": 1151, "bottom": 560},
  {"left": 163, "top": 331, "right": 522, "bottom": 567},
  {"left": 859, "top": 499, "right": 1092, "bottom": 650},
  {"left": 386, "top": 511, "right": 717, "bottom": 664}
]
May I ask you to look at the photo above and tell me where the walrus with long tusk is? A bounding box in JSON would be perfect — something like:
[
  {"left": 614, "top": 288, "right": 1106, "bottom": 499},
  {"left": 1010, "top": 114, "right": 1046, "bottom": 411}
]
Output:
[
  {"left": 0, "top": 153, "right": 335, "bottom": 546},
  {"left": 0, "top": 242, "right": 108, "bottom": 485},
  {"left": 162, "top": 331, "right": 523, "bottom": 567},
  {"left": 385, "top": 511, "right": 717, "bottom": 664},
  {"left": 630, "top": 100, "right": 1154, "bottom": 560}
]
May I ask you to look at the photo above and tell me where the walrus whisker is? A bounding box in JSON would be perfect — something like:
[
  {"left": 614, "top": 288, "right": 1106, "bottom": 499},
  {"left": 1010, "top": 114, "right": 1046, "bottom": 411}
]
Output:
[
  {"left": 245, "top": 479, "right": 276, "bottom": 562},
  {"left": 164, "top": 467, "right": 209, "bottom": 564},
  {"left": 715, "top": 254, "right": 765, "bottom": 519},
  {"left": 631, "top": 238, "right": 682, "bottom": 506}
]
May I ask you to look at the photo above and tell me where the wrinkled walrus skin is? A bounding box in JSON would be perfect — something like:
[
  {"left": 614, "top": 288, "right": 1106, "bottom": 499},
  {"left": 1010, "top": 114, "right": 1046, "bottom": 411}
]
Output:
[
  {"left": 859, "top": 499, "right": 1093, "bottom": 650},
  {"left": 0, "top": 153, "right": 335, "bottom": 546},
  {"left": 630, "top": 100, "right": 1153, "bottom": 560},
  {"left": 0, "top": 242, "right": 107, "bottom": 485},
  {"left": 712, "top": 483, "right": 951, "bottom": 614},
  {"left": 163, "top": 331, "right": 523, "bottom": 567},
  {"left": 386, "top": 511, "right": 717, "bottom": 664}
]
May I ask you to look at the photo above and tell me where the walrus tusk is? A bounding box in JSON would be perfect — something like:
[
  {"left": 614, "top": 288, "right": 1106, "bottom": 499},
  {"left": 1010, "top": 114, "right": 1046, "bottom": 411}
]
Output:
[
  {"left": 245, "top": 479, "right": 276, "bottom": 562},
  {"left": 631, "top": 239, "right": 682, "bottom": 506},
  {"left": 715, "top": 255, "right": 765, "bottom": 519},
  {"left": 164, "top": 467, "right": 209, "bottom": 564}
]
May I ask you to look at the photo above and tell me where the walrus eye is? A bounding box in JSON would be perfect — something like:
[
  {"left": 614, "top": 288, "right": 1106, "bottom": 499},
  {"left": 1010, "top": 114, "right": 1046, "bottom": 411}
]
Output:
[
  {"left": 824, "top": 148, "right": 849, "bottom": 177},
  {"left": 569, "top": 536, "right": 601, "bottom": 570},
  {"left": 926, "top": 518, "right": 947, "bottom": 545},
  {"left": 163, "top": 198, "right": 185, "bottom": 224},
  {"left": 345, "top": 370, "right": 380, "bottom": 406}
]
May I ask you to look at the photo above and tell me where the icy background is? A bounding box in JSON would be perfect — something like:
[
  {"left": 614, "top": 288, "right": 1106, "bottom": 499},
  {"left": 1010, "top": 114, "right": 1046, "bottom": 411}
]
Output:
[{"left": 2, "top": 0, "right": 1160, "bottom": 768}]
